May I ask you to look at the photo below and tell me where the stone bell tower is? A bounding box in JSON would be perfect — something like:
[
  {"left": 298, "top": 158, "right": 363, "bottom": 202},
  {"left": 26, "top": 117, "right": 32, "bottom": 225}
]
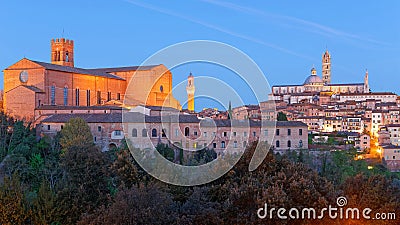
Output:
[
  {"left": 364, "top": 69, "right": 370, "bottom": 93},
  {"left": 186, "top": 73, "right": 195, "bottom": 112},
  {"left": 51, "top": 38, "right": 74, "bottom": 67},
  {"left": 322, "top": 50, "right": 331, "bottom": 84}
]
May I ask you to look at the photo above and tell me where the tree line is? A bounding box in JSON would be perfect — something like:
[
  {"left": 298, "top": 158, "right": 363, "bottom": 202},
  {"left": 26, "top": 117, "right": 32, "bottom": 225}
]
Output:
[{"left": 0, "top": 114, "right": 399, "bottom": 224}]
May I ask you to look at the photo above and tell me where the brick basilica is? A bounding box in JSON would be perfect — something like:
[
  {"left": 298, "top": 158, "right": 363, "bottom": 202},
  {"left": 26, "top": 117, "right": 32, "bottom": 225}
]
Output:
[{"left": 3, "top": 38, "right": 181, "bottom": 120}]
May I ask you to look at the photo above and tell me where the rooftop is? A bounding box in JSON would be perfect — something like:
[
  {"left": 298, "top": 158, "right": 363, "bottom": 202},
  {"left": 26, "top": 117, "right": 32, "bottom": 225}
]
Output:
[
  {"left": 87, "top": 65, "right": 160, "bottom": 73},
  {"left": 30, "top": 60, "right": 125, "bottom": 80}
]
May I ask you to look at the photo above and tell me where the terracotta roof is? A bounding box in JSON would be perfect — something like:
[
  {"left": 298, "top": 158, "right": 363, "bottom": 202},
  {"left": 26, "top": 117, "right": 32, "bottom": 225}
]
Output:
[
  {"left": 340, "top": 92, "right": 396, "bottom": 96},
  {"left": 382, "top": 144, "right": 400, "bottom": 149},
  {"left": 145, "top": 106, "right": 180, "bottom": 111},
  {"left": 31, "top": 60, "right": 125, "bottom": 80},
  {"left": 298, "top": 116, "right": 325, "bottom": 119},
  {"left": 325, "top": 83, "right": 363, "bottom": 86},
  {"left": 386, "top": 124, "right": 400, "bottom": 127},
  {"left": 87, "top": 65, "right": 160, "bottom": 73},
  {"left": 42, "top": 113, "right": 122, "bottom": 123},
  {"left": 6, "top": 85, "right": 45, "bottom": 93},
  {"left": 23, "top": 85, "right": 45, "bottom": 93},
  {"left": 36, "top": 105, "right": 123, "bottom": 110},
  {"left": 276, "top": 121, "right": 308, "bottom": 127},
  {"left": 272, "top": 84, "right": 302, "bottom": 87}
]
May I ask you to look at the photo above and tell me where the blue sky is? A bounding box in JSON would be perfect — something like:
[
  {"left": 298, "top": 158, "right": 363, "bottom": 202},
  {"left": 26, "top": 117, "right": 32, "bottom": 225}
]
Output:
[{"left": 1, "top": 0, "right": 399, "bottom": 111}]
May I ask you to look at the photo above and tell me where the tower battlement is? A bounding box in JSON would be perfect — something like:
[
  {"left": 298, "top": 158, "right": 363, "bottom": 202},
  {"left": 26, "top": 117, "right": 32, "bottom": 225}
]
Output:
[
  {"left": 52, "top": 38, "right": 74, "bottom": 45},
  {"left": 51, "top": 38, "right": 74, "bottom": 67}
]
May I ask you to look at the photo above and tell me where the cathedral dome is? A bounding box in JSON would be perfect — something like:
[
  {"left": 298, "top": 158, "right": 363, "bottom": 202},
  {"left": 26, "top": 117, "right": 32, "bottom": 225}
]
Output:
[{"left": 304, "top": 67, "right": 323, "bottom": 85}]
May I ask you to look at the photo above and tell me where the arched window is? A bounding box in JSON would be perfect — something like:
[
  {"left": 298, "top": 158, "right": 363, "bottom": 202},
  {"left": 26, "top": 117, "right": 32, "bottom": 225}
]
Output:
[
  {"left": 152, "top": 128, "right": 157, "bottom": 137},
  {"left": 184, "top": 127, "right": 190, "bottom": 137},
  {"left": 86, "top": 90, "right": 91, "bottom": 106},
  {"left": 51, "top": 85, "right": 56, "bottom": 105},
  {"left": 287, "top": 140, "right": 291, "bottom": 148},
  {"left": 66, "top": 51, "right": 69, "bottom": 62},
  {"left": 132, "top": 128, "right": 137, "bottom": 137},
  {"left": 162, "top": 129, "right": 167, "bottom": 137},
  {"left": 63, "top": 86, "right": 68, "bottom": 106},
  {"left": 97, "top": 91, "right": 101, "bottom": 105},
  {"left": 276, "top": 140, "right": 280, "bottom": 148},
  {"left": 142, "top": 129, "right": 147, "bottom": 137},
  {"left": 221, "top": 141, "right": 226, "bottom": 148},
  {"left": 75, "top": 88, "right": 80, "bottom": 106},
  {"left": 233, "top": 141, "right": 238, "bottom": 148}
]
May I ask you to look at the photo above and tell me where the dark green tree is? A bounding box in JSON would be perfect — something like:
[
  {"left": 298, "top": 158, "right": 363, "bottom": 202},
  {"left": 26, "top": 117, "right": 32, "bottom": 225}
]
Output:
[
  {"left": 60, "top": 117, "right": 93, "bottom": 151},
  {"left": 57, "top": 145, "right": 110, "bottom": 224},
  {"left": 277, "top": 112, "right": 288, "bottom": 121}
]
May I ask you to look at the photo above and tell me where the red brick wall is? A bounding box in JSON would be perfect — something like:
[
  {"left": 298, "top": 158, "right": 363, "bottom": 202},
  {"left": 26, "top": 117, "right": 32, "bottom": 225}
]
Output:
[{"left": 5, "top": 86, "right": 37, "bottom": 120}]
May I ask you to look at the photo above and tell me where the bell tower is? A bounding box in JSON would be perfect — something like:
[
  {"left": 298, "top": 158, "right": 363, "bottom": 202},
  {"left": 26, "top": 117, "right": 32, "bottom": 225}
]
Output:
[
  {"left": 51, "top": 38, "right": 74, "bottom": 67},
  {"left": 322, "top": 50, "right": 331, "bottom": 84},
  {"left": 364, "top": 69, "right": 370, "bottom": 93},
  {"left": 186, "top": 73, "right": 195, "bottom": 112}
]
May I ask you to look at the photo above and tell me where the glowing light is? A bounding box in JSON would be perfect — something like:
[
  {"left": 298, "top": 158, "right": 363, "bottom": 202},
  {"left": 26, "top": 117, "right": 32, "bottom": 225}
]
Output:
[{"left": 368, "top": 166, "right": 373, "bottom": 170}]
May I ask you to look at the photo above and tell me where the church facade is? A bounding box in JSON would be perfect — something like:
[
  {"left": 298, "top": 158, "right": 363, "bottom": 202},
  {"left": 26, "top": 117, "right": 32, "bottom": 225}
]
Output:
[
  {"left": 3, "top": 38, "right": 181, "bottom": 120},
  {"left": 270, "top": 50, "right": 370, "bottom": 104}
]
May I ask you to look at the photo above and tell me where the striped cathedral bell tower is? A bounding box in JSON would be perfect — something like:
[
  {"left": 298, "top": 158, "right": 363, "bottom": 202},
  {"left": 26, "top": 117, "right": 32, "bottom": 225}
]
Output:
[{"left": 322, "top": 50, "right": 331, "bottom": 84}]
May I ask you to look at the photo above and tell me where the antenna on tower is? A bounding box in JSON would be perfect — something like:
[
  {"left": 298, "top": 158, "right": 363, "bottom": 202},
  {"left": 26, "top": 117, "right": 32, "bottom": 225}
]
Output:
[{"left": 62, "top": 28, "right": 65, "bottom": 38}]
